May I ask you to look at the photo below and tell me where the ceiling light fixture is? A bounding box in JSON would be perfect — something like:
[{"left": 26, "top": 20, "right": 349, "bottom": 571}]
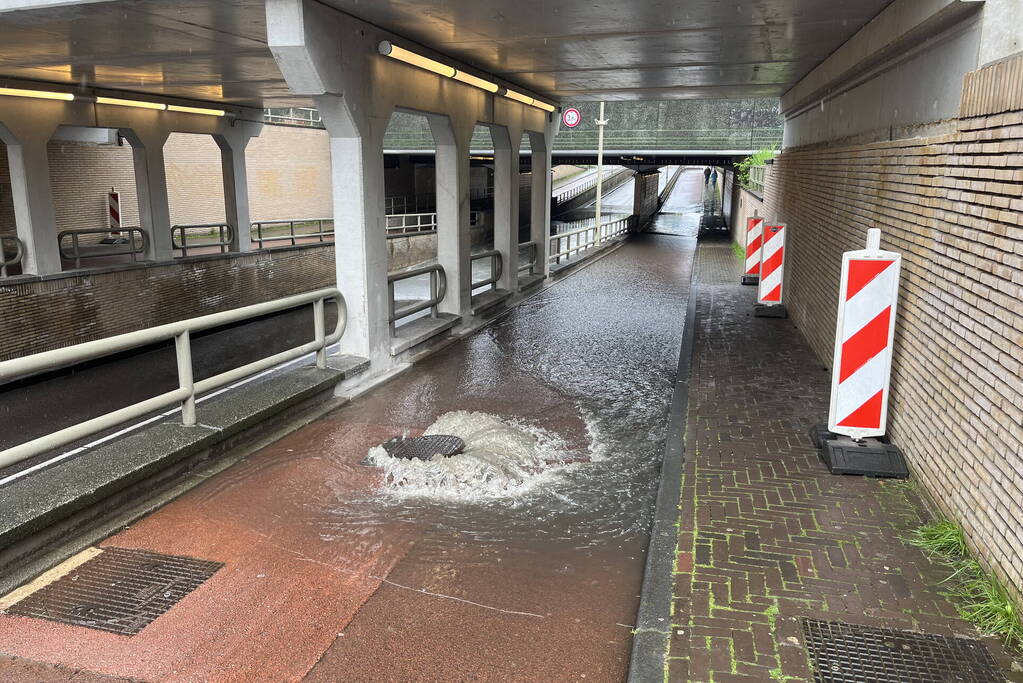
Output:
[
  {"left": 378, "top": 41, "right": 456, "bottom": 78},
  {"left": 96, "top": 96, "right": 166, "bottom": 110},
  {"left": 453, "top": 70, "right": 499, "bottom": 93},
  {"left": 168, "top": 104, "right": 226, "bottom": 117},
  {"left": 0, "top": 86, "right": 74, "bottom": 101}
]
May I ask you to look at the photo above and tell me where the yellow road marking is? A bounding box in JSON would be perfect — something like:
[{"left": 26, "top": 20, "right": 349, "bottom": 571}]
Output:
[{"left": 0, "top": 547, "right": 104, "bottom": 611}]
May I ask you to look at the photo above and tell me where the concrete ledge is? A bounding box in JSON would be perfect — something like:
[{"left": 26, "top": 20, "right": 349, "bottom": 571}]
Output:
[
  {"left": 0, "top": 355, "right": 368, "bottom": 590},
  {"left": 517, "top": 273, "right": 546, "bottom": 291},
  {"left": 389, "top": 313, "right": 460, "bottom": 356},
  {"left": 470, "top": 288, "right": 511, "bottom": 316}
]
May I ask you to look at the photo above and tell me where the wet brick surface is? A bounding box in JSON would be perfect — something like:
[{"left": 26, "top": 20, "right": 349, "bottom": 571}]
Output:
[{"left": 668, "top": 238, "right": 1021, "bottom": 682}]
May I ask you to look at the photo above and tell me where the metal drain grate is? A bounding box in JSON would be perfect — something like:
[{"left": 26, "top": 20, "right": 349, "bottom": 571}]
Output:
[
  {"left": 802, "top": 619, "right": 1002, "bottom": 683},
  {"left": 5, "top": 547, "right": 222, "bottom": 635},
  {"left": 381, "top": 434, "right": 465, "bottom": 460}
]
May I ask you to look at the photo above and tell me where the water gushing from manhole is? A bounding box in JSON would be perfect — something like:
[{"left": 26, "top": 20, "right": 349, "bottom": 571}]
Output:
[{"left": 365, "top": 411, "right": 580, "bottom": 499}]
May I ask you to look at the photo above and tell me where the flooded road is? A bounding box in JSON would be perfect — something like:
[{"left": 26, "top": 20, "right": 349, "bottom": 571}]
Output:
[{"left": 0, "top": 173, "right": 702, "bottom": 683}]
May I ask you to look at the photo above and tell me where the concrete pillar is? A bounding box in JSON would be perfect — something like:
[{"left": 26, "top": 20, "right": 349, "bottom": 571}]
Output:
[
  {"left": 429, "top": 114, "right": 474, "bottom": 318},
  {"left": 0, "top": 124, "right": 62, "bottom": 275},
  {"left": 315, "top": 95, "right": 392, "bottom": 364},
  {"left": 120, "top": 128, "right": 173, "bottom": 262},
  {"left": 489, "top": 124, "right": 520, "bottom": 293},
  {"left": 528, "top": 130, "right": 551, "bottom": 277},
  {"left": 214, "top": 121, "right": 263, "bottom": 252}
]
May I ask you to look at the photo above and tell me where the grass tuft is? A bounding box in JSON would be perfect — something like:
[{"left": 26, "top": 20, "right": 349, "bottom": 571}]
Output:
[
  {"left": 908, "top": 519, "right": 1023, "bottom": 652},
  {"left": 955, "top": 562, "right": 1023, "bottom": 651},
  {"left": 731, "top": 241, "right": 744, "bottom": 261},
  {"left": 908, "top": 519, "right": 969, "bottom": 559}
]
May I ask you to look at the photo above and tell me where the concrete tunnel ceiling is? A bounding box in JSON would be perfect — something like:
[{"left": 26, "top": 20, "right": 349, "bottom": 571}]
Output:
[{"left": 0, "top": 0, "right": 894, "bottom": 106}]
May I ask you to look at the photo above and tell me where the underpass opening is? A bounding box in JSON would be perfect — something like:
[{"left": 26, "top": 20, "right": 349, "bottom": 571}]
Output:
[{"left": 163, "top": 132, "right": 228, "bottom": 256}]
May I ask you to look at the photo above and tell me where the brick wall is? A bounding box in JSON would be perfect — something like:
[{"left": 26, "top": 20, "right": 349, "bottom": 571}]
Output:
[
  {"left": 0, "top": 246, "right": 335, "bottom": 361},
  {"left": 246, "top": 125, "right": 332, "bottom": 221},
  {"left": 765, "top": 57, "right": 1023, "bottom": 601}
]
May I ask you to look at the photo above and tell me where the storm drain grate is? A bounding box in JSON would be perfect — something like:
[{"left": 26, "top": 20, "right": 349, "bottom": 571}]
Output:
[
  {"left": 801, "top": 619, "right": 1002, "bottom": 683},
  {"left": 5, "top": 547, "right": 222, "bottom": 635},
  {"left": 381, "top": 434, "right": 465, "bottom": 460}
]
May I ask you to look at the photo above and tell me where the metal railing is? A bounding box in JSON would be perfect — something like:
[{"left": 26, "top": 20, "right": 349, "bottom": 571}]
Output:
[
  {"left": 251, "top": 218, "right": 335, "bottom": 248},
  {"left": 385, "top": 210, "right": 484, "bottom": 238},
  {"left": 518, "top": 241, "right": 538, "bottom": 277},
  {"left": 385, "top": 194, "right": 436, "bottom": 215},
  {"left": 0, "top": 288, "right": 347, "bottom": 468},
  {"left": 553, "top": 168, "right": 615, "bottom": 204},
  {"left": 549, "top": 216, "right": 635, "bottom": 264},
  {"left": 747, "top": 165, "right": 766, "bottom": 195},
  {"left": 264, "top": 107, "right": 324, "bottom": 128},
  {"left": 58, "top": 228, "right": 149, "bottom": 269},
  {"left": 387, "top": 263, "right": 446, "bottom": 333},
  {"left": 172, "top": 223, "right": 234, "bottom": 257},
  {"left": 470, "top": 250, "right": 503, "bottom": 292},
  {"left": 1, "top": 235, "right": 24, "bottom": 277}
]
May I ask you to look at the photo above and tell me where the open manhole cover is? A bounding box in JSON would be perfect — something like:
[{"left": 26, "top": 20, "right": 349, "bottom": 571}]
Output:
[
  {"left": 802, "top": 619, "right": 1002, "bottom": 683},
  {"left": 5, "top": 547, "right": 222, "bottom": 636},
  {"left": 381, "top": 435, "right": 465, "bottom": 460}
]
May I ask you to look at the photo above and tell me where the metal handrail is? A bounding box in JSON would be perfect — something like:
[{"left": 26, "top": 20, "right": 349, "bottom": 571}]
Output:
[
  {"left": 470, "top": 249, "right": 503, "bottom": 292},
  {"left": 57, "top": 228, "right": 149, "bottom": 269},
  {"left": 251, "top": 218, "right": 335, "bottom": 248},
  {"left": 553, "top": 168, "right": 615, "bottom": 203},
  {"left": 518, "top": 241, "right": 537, "bottom": 276},
  {"left": 0, "top": 287, "right": 346, "bottom": 468},
  {"left": 387, "top": 263, "right": 447, "bottom": 332},
  {"left": 1, "top": 235, "right": 24, "bottom": 277},
  {"left": 385, "top": 193, "right": 436, "bottom": 215},
  {"left": 385, "top": 210, "right": 484, "bottom": 238},
  {"left": 549, "top": 216, "right": 634, "bottom": 263},
  {"left": 172, "top": 223, "right": 234, "bottom": 257},
  {"left": 747, "top": 165, "right": 766, "bottom": 195}
]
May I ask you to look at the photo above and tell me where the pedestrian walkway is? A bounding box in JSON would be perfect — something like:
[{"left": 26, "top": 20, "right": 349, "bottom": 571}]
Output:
[{"left": 667, "top": 238, "right": 1021, "bottom": 681}]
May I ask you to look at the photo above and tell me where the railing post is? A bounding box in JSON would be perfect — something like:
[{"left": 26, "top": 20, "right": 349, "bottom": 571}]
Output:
[
  {"left": 313, "top": 297, "right": 327, "bottom": 369},
  {"left": 175, "top": 330, "right": 197, "bottom": 426}
]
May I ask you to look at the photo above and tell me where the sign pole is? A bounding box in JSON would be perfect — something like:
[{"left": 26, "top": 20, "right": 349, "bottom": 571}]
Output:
[{"left": 594, "top": 101, "right": 607, "bottom": 248}]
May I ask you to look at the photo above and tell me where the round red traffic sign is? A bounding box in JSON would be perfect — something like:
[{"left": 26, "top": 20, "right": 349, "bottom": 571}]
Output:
[{"left": 562, "top": 108, "right": 581, "bottom": 128}]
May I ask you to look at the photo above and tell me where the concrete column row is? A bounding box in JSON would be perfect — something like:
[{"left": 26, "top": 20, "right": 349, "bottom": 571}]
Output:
[{"left": 0, "top": 106, "right": 262, "bottom": 276}]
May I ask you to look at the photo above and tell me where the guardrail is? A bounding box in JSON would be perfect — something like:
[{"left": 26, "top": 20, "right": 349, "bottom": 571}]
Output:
[
  {"left": 553, "top": 169, "right": 615, "bottom": 204},
  {"left": 1, "top": 235, "right": 24, "bottom": 277},
  {"left": 549, "top": 216, "right": 635, "bottom": 264},
  {"left": 172, "top": 223, "right": 234, "bottom": 257},
  {"left": 518, "top": 241, "right": 538, "bottom": 277},
  {"left": 470, "top": 250, "right": 503, "bottom": 292},
  {"left": 57, "top": 228, "right": 149, "bottom": 269},
  {"left": 747, "top": 165, "right": 766, "bottom": 196},
  {"left": 385, "top": 210, "right": 484, "bottom": 238},
  {"left": 385, "top": 194, "right": 436, "bottom": 215},
  {"left": 251, "top": 218, "right": 335, "bottom": 248},
  {"left": 0, "top": 287, "right": 347, "bottom": 468},
  {"left": 387, "top": 263, "right": 446, "bottom": 333}
]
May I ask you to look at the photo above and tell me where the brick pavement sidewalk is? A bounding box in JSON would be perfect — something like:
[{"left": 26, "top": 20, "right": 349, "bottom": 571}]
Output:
[{"left": 667, "top": 239, "right": 1022, "bottom": 682}]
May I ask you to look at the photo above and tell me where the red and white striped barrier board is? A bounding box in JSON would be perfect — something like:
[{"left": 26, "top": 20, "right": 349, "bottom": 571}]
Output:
[
  {"left": 108, "top": 189, "right": 121, "bottom": 236},
  {"left": 827, "top": 228, "right": 902, "bottom": 439},
  {"left": 744, "top": 215, "right": 764, "bottom": 279},
  {"left": 757, "top": 223, "right": 786, "bottom": 304}
]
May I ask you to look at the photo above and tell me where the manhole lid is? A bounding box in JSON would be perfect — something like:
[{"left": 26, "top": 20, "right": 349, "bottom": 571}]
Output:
[
  {"left": 802, "top": 618, "right": 1002, "bottom": 683},
  {"left": 381, "top": 435, "right": 465, "bottom": 460},
  {"left": 5, "top": 547, "right": 223, "bottom": 636}
]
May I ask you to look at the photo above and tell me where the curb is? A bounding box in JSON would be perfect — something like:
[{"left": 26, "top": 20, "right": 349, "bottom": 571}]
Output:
[{"left": 627, "top": 245, "right": 700, "bottom": 682}]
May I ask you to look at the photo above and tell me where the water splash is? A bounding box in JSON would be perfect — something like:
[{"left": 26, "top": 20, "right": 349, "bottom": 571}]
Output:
[{"left": 365, "top": 411, "right": 582, "bottom": 500}]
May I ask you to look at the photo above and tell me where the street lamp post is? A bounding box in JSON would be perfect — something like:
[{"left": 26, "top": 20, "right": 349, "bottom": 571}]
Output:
[{"left": 594, "top": 101, "right": 607, "bottom": 247}]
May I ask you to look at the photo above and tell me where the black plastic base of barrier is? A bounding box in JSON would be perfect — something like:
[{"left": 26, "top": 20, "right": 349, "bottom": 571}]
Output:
[
  {"left": 808, "top": 424, "right": 839, "bottom": 449},
  {"left": 740, "top": 275, "right": 759, "bottom": 286},
  {"left": 753, "top": 303, "right": 788, "bottom": 318},
  {"left": 820, "top": 435, "right": 908, "bottom": 479}
]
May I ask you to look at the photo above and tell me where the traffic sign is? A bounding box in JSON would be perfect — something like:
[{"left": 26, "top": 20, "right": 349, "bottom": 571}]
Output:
[{"left": 562, "top": 108, "right": 581, "bottom": 128}]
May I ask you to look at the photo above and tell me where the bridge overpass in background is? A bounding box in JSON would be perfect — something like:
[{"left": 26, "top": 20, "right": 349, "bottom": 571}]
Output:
[{"left": 2, "top": 1, "right": 1023, "bottom": 682}]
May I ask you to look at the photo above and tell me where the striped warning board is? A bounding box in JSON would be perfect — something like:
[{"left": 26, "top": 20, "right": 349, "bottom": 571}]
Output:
[
  {"left": 827, "top": 229, "right": 902, "bottom": 439},
  {"left": 757, "top": 223, "right": 785, "bottom": 304},
  {"left": 108, "top": 188, "right": 121, "bottom": 235},
  {"left": 744, "top": 215, "right": 764, "bottom": 280}
]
